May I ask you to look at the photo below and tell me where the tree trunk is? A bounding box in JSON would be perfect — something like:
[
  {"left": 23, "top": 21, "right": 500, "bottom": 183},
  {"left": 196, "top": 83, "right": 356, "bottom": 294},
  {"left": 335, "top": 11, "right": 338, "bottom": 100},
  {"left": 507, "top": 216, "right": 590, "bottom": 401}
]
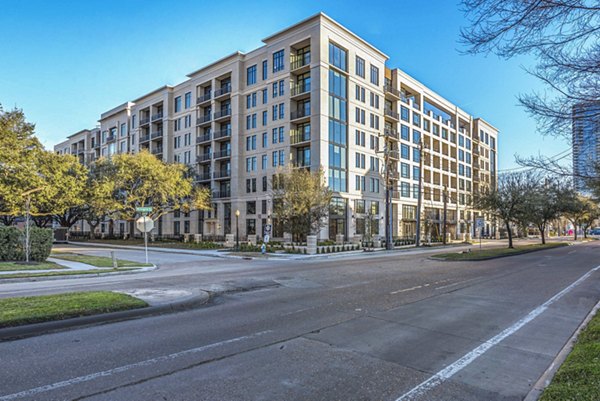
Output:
[
  {"left": 539, "top": 224, "right": 546, "bottom": 244},
  {"left": 108, "top": 219, "right": 114, "bottom": 238},
  {"left": 506, "top": 221, "right": 513, "bottom": 248},
  {"left": 574, "top": 224, "right": 578, "bottom": 240},
  {"left": 88, "top": 221, "right": 99, "bottom": 239}
]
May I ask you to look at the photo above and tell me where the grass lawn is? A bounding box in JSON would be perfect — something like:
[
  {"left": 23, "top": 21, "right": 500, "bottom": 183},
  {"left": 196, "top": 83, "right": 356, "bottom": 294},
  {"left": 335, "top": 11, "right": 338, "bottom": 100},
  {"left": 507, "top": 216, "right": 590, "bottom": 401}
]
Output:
[
  {"left": 51, "top": 252, "right": 152, "bottom": 267},
  {"left": 432, "top": 242, "right": 568, "bottom": 261},
  {"left": 540, "top": 310, "right": 600, "bottom": 401},
  {"left": 0, "top": 261, "right": 65, "bottom": 271},
  {"left": 0, "top": 291, "right": 147, "bottom": 328},
  {"left": 0, "top": 268, "right": 134, "bottom": 280}
]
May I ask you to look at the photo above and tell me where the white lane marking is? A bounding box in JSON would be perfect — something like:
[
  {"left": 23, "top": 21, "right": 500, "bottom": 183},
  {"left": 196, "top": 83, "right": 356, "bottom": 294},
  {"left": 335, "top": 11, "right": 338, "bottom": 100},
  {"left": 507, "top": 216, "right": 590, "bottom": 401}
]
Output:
[
  {"left": 395, "top": 264, "right": 600, "bottom": 401},
  {"left": 0, "top": 330, "right": 273, "bottom": 401},
  {"left": 435, "top": 278, "right": 478, "bottom": 290},
  {"left": 390, "top": 285, "right": 422, "bottom": 294}
]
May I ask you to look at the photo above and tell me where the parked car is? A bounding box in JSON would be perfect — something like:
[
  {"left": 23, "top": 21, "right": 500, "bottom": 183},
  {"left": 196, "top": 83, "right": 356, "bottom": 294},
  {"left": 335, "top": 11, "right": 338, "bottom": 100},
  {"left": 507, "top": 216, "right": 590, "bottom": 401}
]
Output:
[{"left": 589, "top": 228, "right": 600, "bottom": 236}]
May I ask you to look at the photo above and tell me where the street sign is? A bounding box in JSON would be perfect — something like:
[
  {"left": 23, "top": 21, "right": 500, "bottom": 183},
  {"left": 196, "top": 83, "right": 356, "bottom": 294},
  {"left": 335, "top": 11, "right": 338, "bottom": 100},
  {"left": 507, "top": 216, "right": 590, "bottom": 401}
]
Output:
[
  {"left": 264, "top": 224, "right": 272, "bottom": 235},
  {"left": 136, "top": 207, "right": 153, "bottom": 214},
  {"left": 475, "top": 217, "right": 485, "bottom": 230},
  {"left": 263, "top": 234, "right": 270, "bottom": 244},
  {"left": 136, "top": 216, "right": 154, "bottom": 233}
]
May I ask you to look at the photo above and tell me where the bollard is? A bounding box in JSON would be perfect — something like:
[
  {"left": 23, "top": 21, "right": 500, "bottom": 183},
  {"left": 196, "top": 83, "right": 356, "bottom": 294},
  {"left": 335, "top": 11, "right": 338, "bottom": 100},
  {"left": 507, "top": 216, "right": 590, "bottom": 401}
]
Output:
[{"left": 111, "top": 251, "right": 118, "bottom": 269}]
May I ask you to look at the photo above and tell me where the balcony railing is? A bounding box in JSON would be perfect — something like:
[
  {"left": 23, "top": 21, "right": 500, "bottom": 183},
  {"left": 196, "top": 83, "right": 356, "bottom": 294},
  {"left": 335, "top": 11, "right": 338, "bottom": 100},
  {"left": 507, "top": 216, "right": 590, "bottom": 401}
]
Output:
[
  {"left": 384, "top": 84, "right": 401, "bottom": 98},
  {"left": 92, "top": 142, "right": 100, "bottom": 149},
  {"left": 384, "top": 128, "right": 399, "bottom": 140},
  {"left": 151, "top": 147, "right": 163, "bottom": 155},
  {"left": 291, "top": 82, "right": 311, "bottom": 97},
  {"left": 151, "top": 130, "right": 163, "bottom": 139},
  {"left": 384, "top": 108, "right": 400, "bottom": 120},
  {"left": 292, "top": 159, "right": 311, "bottom": 168},
  {"left": 213, "top": 128, "right": 231, "bottom": 140},
  {"left": 290, "top": 54, "right": 311, "bottom": 70},
  {"left": 197, "top": 114, "right": 211, "bottom": 125},
  {"left": 196, "top": 133, "right": 211, "bottom": 143},
  {"left": 197, "top": 153, "right": 211, "bottom": 163},
  {"left": 151, "top": 112, "right": 163, "bottom": 121},
  {"left": 213, "top": 149, "right": 231, "bottom": 159},
  {"left": 140, "top": 134, "right": 151, "bottom": 143},
  {"left": 389, "top": 150, "right": 400, "bottom": 160},
  {"left": 106, "top": 134, "right": 116, "bottom": 143},
  {"left": 196, "top": 172, "right": 211, "bottom": 181},
  {"left": 197, "top": 92, "right": 211, "bottom": 104},
  {"left": 214, "top": 108, "right": 231, "bottom": 120},
  {"left": 212, "top": 190, "right": 231, "bottom": 199},
  {"left": 214, "top": 84, "right": 231, "bottom": 98},
  {"left": 213, "top": 170, "right": 231, "bottom": 179},
  {"left": 290, "top": 108, "right": 310, "bottom": 121},
  {"left": 290, "top": 129, "right": 311, "bottom": 144},
  {"left": 140, "top": 117, "right": 150, "bottom": 125}
]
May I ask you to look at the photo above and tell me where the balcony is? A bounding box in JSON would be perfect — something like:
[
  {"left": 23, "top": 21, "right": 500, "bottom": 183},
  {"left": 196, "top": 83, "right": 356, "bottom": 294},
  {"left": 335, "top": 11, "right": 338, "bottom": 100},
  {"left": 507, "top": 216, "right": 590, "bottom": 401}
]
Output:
[
  {"left": 213, "top": 170, "right": 231, "bottom": 180},
  {"left": 290, "top": 108, "right": 310, "bottom": 121},
  {"left": 290, "top": 82, "right": 311, "bottom": 98},
  {"left": 292, "top": 159, "right": 311, "bottom": 169},
  {"left": 214, "top": 84, "right": 231, "bottom": 99},
  {"left": 213, "top": 128, "right": 231, "bottom": 140},
  {"left": 196, "top": 133, "right": 211, "bottom": 144},
  {"left": 196, "top": 171, "right": 211, "bottom": 182},
  {"left": 140, "top": 134, "right": 151, "bottom": 143},
  {"left": 197, "top": 114, "right": 211, "bottom": 126},
  {"left": 389, "top": 150, "right": 400, "bottom": 160},
  {"left": 151, "top": 146, "right": 163, "bottom": 155},
  {"left": 388, "top": 171, "right": 400, "bottom": 180},
  {"left": 140, "top": 117, "right": 150, "bottom": 126},
  {"left": 76, "top": 148, "right": 86, "bottom": 155},
  {"left": 197, "top": 92, "right": 211, "bottom": 105},
  {"left": 384, "top": 84, "right": 401, "bottom": 99},
  {"left": 384, "top": 128, "right": 399, "bottom": 140},
  {"left": 106, "top": 134, "right": 116, "bottom": 143},
  {"left": 213, "top": 108, "right": 231, "bottom": 121},
  {"left": 212, "top": 190, "right": 231, "bottom": 199},
  {"left": 197, "top": 153, "right": 212, "bottom": 163},
  {"left": 384, "top": 108, "right": 400, "bottom": 121},
  {"left": 213, "top": 149, "right": 231, "bottom": 159},
  {"left": 151, "top": 130, "right": 163, "bottom": 139},
  {"left": 290, "top": 129, "right": 311, "bottom": 145},
  {"left": 290, "top": 54, "right": 311, "bottom": 72},
  {"left": 151, "top": 112, "right": 163, "bottom": 121},
  {"left": 92, "top": 142, "right": 100, "bottom": 149}
]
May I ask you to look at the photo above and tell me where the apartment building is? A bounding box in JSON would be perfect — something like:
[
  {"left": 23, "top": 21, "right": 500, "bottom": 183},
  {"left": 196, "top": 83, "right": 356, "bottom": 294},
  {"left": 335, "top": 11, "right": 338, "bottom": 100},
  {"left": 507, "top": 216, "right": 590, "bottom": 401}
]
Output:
[
  {"left": 573, "top": 101, "right": 600, "bottom": 193},
  {"left": 55, "top": 12, "right": 499, "bottom": 241}
]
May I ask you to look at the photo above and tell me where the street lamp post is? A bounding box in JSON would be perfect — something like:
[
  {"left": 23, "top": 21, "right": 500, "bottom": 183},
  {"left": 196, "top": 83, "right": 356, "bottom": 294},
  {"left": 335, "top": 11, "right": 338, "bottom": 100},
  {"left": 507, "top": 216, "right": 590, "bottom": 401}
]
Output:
[
  {"left": 235, "top": 209, "right": 240, "bottom": 251},
  {"left": 21, "top": 187, "right": 44, "bottom": 264}
]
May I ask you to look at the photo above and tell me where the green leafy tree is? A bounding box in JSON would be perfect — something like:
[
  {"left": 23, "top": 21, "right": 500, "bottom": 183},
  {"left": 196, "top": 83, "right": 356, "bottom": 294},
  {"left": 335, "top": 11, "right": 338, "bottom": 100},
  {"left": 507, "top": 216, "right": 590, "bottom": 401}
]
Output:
[
  {"left": 272, "top": 168, "right": 332, "bottom": 242},
  {"left": 94, "top": 151, "right": 211, "bottom": 229},
  {"left": 473, "top": 171, "right": 538, "bottom": 248},
  {"left": 520, "top": 179, "right": 567, "bottom": 244},
  {"left": 563, "top": 192, "right": 599, "bottom": 240}
]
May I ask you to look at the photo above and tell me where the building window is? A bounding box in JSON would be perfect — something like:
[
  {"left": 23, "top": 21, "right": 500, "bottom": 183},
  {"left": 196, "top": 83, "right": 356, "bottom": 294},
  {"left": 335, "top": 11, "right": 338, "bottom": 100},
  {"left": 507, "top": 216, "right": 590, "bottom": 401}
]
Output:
[
  {"left": 184, "top": 92, "right": 191, "bottom": 109},
  {"left": 355, "top": 56, "right": 365, "bottom": 78},
  {"left": 175, "top": 96, "right": 182, "bottom": 113},
  {"left": 262, "top": 60, "right": 268, "bottom": 80},
  {"left": 273, "top": 49, "right": 285, "bottom": 72},
  {"left": 120, "top": 123, "right": 126, "bottom": 137},
  {"left": 328, "top": 42, "right": 347, "bottom": 71},
  {"left": 247, "top": 65, "right": 257, "bottom": 86},
  {"left": 246, "top": 201, "right": 256, "bottom": 215},
  {"left": 370, "top": 65, "right": 379, "bottom": 86}
]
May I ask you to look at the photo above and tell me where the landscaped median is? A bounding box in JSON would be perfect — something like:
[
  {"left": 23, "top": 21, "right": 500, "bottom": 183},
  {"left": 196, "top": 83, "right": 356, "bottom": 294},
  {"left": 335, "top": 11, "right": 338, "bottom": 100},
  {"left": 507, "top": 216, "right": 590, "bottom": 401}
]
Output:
[
  {"left": 51, "top": 252, "right": 152, "bottom": 268},
  {"left": 431, "top": 242, "right": 568, "bottom": 261},
  {"left": 0, "top": 291, "right": 148, "bottom": 328},
  {"left": 539, "top": 309, "right": 600, "bottom": 400}
]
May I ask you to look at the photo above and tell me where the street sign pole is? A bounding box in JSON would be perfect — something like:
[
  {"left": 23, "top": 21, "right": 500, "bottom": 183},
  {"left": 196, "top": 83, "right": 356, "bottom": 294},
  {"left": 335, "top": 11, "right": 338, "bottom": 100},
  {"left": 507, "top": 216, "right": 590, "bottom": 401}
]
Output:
[
  {"left": 144, "top": 220, "right": 149, "bottom": 264},
  {"left": 136, "top": 207, "right": 153, "bottom": 264}
]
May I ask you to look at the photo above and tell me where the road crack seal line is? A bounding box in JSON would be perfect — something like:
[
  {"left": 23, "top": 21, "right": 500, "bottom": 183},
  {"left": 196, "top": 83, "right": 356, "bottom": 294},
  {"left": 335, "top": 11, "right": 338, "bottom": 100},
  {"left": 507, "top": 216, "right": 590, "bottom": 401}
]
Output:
[{"left": 393, "top": 264, "right": 600, "bottom": 401}]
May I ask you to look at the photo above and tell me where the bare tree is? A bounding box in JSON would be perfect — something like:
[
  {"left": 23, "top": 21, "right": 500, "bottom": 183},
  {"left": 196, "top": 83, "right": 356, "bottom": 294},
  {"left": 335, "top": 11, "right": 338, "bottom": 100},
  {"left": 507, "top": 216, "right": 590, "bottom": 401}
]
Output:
[{"left": 461, "top": 1, "right": 600, "bottom": 190}]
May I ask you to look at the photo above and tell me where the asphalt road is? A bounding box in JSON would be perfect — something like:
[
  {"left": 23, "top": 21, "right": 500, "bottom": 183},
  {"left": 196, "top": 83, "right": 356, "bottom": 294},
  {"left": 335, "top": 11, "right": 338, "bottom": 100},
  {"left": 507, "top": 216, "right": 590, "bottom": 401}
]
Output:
[{"left": 0, "top": 241, "right": 599, "bottom": 400}]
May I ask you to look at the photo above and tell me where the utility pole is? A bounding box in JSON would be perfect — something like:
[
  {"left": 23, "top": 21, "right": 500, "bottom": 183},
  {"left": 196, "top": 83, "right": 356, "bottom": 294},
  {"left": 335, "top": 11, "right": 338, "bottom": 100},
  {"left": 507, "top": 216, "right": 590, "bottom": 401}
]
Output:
[
  {"left": 415, "top": 142, "right": 425, "bottom": 247},
  {"left": 378, "top": 135, "right": 394, "bottom": 251},
  {"left": 443, "top": 185, "right": 448, "bottom": 245}
]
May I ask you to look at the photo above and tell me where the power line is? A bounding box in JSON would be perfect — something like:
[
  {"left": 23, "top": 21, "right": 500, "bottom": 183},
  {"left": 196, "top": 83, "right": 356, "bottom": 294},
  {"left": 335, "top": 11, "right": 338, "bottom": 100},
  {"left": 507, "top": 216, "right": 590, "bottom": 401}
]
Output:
[{"left": 498, "top": 148, "right": 572, "bottom": 173}]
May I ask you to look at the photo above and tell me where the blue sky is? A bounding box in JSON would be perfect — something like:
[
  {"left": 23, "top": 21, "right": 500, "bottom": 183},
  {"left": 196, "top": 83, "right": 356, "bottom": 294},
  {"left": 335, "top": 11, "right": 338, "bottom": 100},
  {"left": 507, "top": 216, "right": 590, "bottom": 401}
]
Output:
[{"left": 0, "top": 0, "right": 567, "bottom": 169}]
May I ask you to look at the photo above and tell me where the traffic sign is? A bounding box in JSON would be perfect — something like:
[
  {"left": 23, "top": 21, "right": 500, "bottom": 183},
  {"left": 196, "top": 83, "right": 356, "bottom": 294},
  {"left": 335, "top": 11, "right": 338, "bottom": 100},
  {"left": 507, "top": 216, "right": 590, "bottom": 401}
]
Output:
[
  {"left": 136, "top": 207, "right": 153, "bottom": 213},
  {"left": 136, "top": 216, "right": 154, "bottom": 233},
  {"left": 264, "top": 224, "right": 272, "bottom": 235},
  {"left": 475, "top": 217, "right": 485, "bottom": 230},
  {"left": 263, "top": 234, "right": 270, "bottom": 244}
]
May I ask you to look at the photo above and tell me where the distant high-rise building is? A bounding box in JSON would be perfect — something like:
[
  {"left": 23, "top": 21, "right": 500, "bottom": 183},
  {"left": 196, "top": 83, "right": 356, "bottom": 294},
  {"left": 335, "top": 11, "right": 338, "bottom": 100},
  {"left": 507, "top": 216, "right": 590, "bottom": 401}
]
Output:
[{"left": 573, "top": 102, "right": 600, "bottom": 192}]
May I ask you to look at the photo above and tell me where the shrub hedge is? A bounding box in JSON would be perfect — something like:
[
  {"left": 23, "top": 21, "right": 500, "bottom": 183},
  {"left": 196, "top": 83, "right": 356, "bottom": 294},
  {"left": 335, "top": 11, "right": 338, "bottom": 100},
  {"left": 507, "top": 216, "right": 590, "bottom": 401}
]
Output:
[{"left": 0, "top": 226, "right": 53, "bottom": 262}]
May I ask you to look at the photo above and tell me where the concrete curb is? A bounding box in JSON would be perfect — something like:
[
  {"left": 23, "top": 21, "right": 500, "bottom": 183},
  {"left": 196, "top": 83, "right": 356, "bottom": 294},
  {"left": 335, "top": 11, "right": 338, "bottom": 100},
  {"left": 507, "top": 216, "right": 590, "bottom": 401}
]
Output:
[
  {"left": 428, "top": 243, "right": 571, "bottom": 262},
  {"left": 67, "top": 241, "right": 238, "bottom": 259},
  {"left": 0, "top": 289, "right": 211, "bottom": 342},
  {"left": 523, "top": 299, "right": 600, "bottom": 401},
  {"left": 0, "top": 264, "right": 158, "bottom": 284}
]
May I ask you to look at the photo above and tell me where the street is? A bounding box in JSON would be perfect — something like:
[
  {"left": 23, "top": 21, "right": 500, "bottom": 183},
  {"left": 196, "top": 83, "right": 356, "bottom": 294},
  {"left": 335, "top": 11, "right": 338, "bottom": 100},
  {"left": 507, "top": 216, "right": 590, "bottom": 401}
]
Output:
[{"left": 0, "top": 241, "right": 598, "bottom": 400}]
